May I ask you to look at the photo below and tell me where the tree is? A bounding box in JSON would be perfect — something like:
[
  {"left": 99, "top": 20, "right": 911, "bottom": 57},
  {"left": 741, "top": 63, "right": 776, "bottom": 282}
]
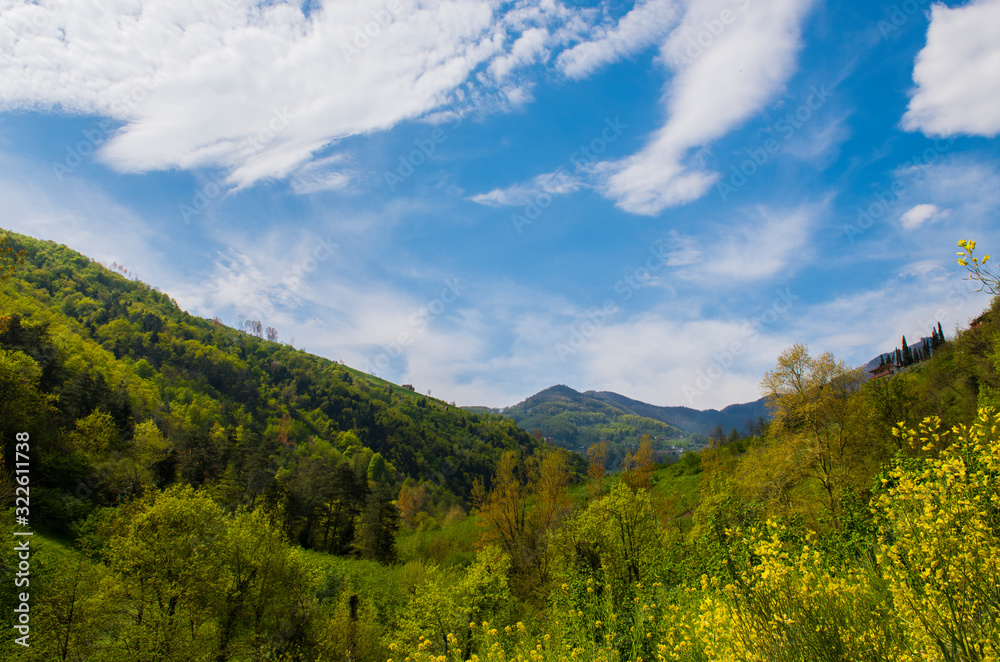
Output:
[
  {"left": 622, "top": 434, "right": 654, "bottom": 491},
  {"left": 398, "top": 482, "right": 429, "bottom": 529},
  {"left": 586, "top": 441, "right": 608, "bottom": 496},
  {"left": 102, "top": 487, "right": 317, "bottom": 661},
  {"left": 472, "top": 449, "right": 570, "bottom": 598},
  {"left": 367, "top": 452, "right": 386, "bottom": 483},
  {"left": 531, "top": 448, "right": 571, "bottom": 536},
  {"left": 0, "top": 235, "right": 26, "bottom": 334},
  {"left": 760, "top": 344, "right": 865, "bottom": 514},
  {"left": 0, "top": 234, "right": 26, "bottom": 280},
  {"left": 552, "top": 482, "right": 665, "bottom": 618},
  {"left": 357, "top": 453, "right": 399, "bottom": 564},
  {"left": 860, "top": 373, "right": 916, "bottom": 451}
]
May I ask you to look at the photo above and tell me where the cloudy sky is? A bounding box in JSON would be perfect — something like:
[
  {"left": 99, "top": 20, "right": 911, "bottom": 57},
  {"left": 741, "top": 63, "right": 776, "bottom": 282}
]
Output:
[{"left": 1, "top": 0, "right": 999, "bottom": 409}]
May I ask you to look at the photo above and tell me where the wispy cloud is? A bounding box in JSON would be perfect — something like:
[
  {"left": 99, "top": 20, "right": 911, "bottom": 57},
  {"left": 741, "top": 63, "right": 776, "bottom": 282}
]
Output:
[
  {"left": 666, "top": 203, "right": 817, "bottom": 284},
  {"left": 556, "top": 0, "right": 682, "bottom": 79},
  {"left": 596, "top": 0, "right": 816, "bottom": 215},
  {"left": 468, "top": 169, "right": 581, "bottom": 207}
]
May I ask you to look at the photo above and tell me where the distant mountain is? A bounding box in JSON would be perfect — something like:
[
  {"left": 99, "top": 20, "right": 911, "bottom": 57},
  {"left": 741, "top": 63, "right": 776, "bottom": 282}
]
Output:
[
  {"left": 585, "top": 389, "right": 770, "bottom": 437},
  {"left": 495, "top": 385, "right": 770, "bottom": 456}
]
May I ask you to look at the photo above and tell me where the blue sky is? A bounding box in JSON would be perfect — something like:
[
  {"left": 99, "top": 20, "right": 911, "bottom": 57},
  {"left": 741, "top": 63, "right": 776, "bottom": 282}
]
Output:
[{"left": 1, "top": 0, "right": 999, "bottom": 409}]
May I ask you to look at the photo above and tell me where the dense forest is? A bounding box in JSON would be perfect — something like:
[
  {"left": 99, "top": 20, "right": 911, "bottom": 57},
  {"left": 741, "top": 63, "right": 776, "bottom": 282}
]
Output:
[
  {"left": 0, "top": 228, "right": 546, "bottom": 558},
  {"left": 3, "top": 230, "right": 1000, "bottom": 661}
]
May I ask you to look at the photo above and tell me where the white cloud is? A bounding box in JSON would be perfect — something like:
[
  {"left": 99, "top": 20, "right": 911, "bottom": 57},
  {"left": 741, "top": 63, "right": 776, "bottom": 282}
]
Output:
[
  {"left": 468, "top": 168, "right": 581, "bottom": 206},
  {"left": 571, "top": 313, "right": 792, "bottom": 408},
  {"left": 289, "top": 154, "right": 354, "bottom": 194},
  {"left": 666, "top": 204, "right": 816, "bottom": 284},
  {"left": 892, "top": 156, "right": 1000, "bottom": 224},
  {"left": 797, "top": 272, "right": 985, "bottom": 367},
  {"left": 596, "top": 0, "right": 815, "bottom": 215},
  {"left": 556, "top": 0, "right": 681, "bottom": 79},
  {"left": 902, "top": 0, "right": 1000, "bottom": 137},
  {"left": 899, "top": 203, "right": 944, "bottom": 230},
  {"left": 470, "top": 0, "right": 816, "bottom": 217},
  {"left": 0, "top": 0, "right": 578, "bottom": 189}
]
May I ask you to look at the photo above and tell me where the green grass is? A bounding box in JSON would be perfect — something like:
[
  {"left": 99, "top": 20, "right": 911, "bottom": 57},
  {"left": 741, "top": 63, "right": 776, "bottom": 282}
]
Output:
[{"left": 396, "top": 512, "right": 481, "bottom": 568}]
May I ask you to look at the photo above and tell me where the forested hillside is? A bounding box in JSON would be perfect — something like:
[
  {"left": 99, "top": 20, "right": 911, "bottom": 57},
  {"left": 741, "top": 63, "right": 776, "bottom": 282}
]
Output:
[
  {"left": 0, "top": 229, "right": 540, "bottom": 548},
  {"left": 499, "top": 385, "right": 769, "bottom": 469},
  {"left": 3, "top": 231, "right": 1000, "bottom": 662},
  {"left": 501, "top": 385, "right": 688, "bottom": 454}
]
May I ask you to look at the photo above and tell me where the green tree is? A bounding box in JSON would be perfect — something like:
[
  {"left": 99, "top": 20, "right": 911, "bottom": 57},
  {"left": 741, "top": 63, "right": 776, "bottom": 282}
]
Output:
[
  {"left": 0, "top": 233, "right": 26, "bottom": 280},
  {"left": 760, "top": 344, "right": 865, "bottom": 514}
]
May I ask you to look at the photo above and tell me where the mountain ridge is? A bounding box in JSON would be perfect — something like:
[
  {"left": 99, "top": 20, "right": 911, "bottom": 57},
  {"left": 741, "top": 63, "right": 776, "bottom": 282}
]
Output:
[{"left": 490, "top": 385, "right": 771, "bottom": 464}]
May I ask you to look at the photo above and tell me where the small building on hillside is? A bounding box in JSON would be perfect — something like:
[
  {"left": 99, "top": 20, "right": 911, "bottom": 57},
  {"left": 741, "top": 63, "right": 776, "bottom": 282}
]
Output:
[
  {"left": 401, "top": 384, "right": 415, "bottom": 391},
  {"left": 870, "top": 355, "right": 901, "bottom": 379}
]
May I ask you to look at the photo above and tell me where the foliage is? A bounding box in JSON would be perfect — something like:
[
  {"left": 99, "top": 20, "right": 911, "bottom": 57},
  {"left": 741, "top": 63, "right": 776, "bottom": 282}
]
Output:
[
  {"left": 0, "top": 228, "right": 539, "bottom": 543},
  {"left": 471, "top": 449, "right": 571, "bottom": 599},
  {"left": 8, "top": 230, "right": 1000, "bottom": 662},
  {"left": 760, "top": 344, "right": 867, "bottom": 514},
  {"left": 692, "top": 523, "right": 906, "bottom": 662},
  {"left": 502, "top": 386, "right": 692, "bottom": 466},
  {"left": 877, "top": 409, "right": 1000, "bottom": 661}
]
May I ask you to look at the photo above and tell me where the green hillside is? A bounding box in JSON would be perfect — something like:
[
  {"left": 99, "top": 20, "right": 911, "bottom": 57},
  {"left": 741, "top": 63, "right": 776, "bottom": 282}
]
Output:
[
  {"left": 5, "top": 228, "right": 1000, "bottom": 662},
  {"left": 499, "top": 384, "right": 768, "bottom": 468},
  {"left": 0, "top": 228, "right": 539, "bottom": 542}
]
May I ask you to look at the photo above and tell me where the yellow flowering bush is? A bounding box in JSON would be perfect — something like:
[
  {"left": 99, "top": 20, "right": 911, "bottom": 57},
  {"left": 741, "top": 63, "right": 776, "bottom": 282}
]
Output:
[
  {"left": 692, "top": 522, "right": 905, "bottom": 662},
  {"left": 877, "top": 409, "right": 1000, "bottom": 661},
  {"left": 395, "top": 409, "right": 1000, "bottom": 662}
]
